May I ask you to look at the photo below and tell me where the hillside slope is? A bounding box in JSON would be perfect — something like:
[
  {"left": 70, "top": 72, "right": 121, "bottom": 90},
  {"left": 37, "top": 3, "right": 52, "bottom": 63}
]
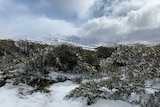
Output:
[{"left": 0, "top": 40, "right": 159, "bottom": 107}]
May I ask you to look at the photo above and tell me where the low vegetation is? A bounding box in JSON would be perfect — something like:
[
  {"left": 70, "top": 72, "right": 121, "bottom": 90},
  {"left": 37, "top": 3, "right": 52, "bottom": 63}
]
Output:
[{"left": 0, "top": 40, "right": 159, "bottom": 107}]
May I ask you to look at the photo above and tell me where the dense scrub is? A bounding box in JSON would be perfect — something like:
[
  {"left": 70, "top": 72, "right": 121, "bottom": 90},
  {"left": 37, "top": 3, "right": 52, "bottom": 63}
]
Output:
[
  {"left": 0, "top": 40, "right": 103, "bottom": 92},
  {"left": 66, "top": 44, "right": 160, "bottom": 106},
  {"left": 0, "top": 40, "right": 159, "bottom": 106}
]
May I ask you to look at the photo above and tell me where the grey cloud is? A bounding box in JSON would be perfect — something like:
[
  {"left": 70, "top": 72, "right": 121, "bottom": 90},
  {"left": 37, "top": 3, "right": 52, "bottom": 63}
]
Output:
[
  {"left": 77, "top": 0, "right": 160, "bottom": 45},
  {"left": 0, "top": 0, "right": 95, "bottom": 22},
  {"left": 0, "top": 0, "right": 29, "bottom": 17},
  {"left": 126, "top": 5, "right": 160, "bottom": 30},
  {"left": 91, "top": 0, "right": 142, "bottom": 18},
  {"left": 0, "top": 15, "right": 79, "bottom": 39},
  {"left": 32, "top": 0, "right": 96, "bottom": 21},
  {"left": 0, "top": 0, "right": 81, "bottom": 39},
  {"left": 1, "top": 0, "right": 160, "bottom": 46},
  {"left": 78, "top": 17, "right": 125, "bottom": 44}
]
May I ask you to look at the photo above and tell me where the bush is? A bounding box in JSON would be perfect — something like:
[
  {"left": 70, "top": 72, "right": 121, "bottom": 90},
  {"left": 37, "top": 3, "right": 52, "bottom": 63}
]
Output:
[
  {"left": 0, "top": 79, "right": 6, "bottom": 87},
  {"left": 0, "top": 39, "right": 23, "bottom": 57},
  {"left": 26, "top": 77, "right": 54, "bottom": 93},
  {"left": 82, "top": 50, "right": 99, "bottom": 67},
  {"left": 54, "top": 44, "right": 78, "bottom": 71},
  {"left": 96, "top": 46, "right": 115, "bottom": 58},
  {"left": 44, "top": 52, "right": 57, "bottom": 67},
  {"left": 145, "top": 91, "right": 160, "bottom": 107},
  {"left": 66, "top": 44, "right": 160, "bottom": 106},
  {"left": 24, "top": 53, "right": 49, "bottom": 77}
]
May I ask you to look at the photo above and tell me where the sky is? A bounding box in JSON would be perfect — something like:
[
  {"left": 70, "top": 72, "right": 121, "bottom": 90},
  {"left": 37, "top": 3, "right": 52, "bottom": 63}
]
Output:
[{"left": 0, "top": 0, "right": 160, "bottom": 45}]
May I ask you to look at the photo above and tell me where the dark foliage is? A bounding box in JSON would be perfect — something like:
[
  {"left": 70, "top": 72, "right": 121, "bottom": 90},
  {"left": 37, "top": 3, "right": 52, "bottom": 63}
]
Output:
[
  {"left": 0, "top": 79, "right": 6, "bottom": 87},
  {"left": 96, "top": 46, "right": 116, "bottom": 58},
  {"left": 53, "top": 44, "right": 79, "bottom": 71}
]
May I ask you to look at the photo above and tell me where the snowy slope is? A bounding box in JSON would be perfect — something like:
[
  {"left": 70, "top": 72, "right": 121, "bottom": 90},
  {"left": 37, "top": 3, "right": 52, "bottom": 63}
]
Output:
[{"left": 0, "top": 81, "right": 137, "bottom": 107}]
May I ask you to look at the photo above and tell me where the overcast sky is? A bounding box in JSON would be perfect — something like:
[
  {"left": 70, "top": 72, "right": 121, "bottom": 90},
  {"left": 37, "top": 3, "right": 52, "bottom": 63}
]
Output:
[{"left": 0, "top": 0, "right": 160, "bottom": 45}]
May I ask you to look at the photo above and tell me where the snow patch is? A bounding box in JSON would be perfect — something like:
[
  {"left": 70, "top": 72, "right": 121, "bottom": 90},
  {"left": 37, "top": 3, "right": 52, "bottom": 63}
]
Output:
[{"left": 0, "top": 81, "right": 138, "bottom": 107}]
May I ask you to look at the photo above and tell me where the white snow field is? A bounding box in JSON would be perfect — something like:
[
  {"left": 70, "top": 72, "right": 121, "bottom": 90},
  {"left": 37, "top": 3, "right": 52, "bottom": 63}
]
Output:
[{"left": 0, "top": 81, "right": 137, "bottom": 107}]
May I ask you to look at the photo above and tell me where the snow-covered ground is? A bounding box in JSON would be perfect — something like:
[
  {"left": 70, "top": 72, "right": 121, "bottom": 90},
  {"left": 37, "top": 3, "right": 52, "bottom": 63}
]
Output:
[{"left": 0, "top": 81, "right": 138, "bottom": 107}]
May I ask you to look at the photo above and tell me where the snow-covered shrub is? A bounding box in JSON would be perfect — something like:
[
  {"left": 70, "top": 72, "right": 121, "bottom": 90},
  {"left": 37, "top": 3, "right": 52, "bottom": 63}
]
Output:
[
  {"left": 66, "top": 80, "right": 103, "bottom": 105},
  {"left": 81, "top": 50, "right": 99, "bottom": 67},
  {"left": 73, "top": 61, "right": 98, "bottom": 79},
  {"left": 55, "top": 75, "right": 70, "bottom": 82},
  {"left": 0, "top": 40, "right": 159, "bottom": 106},
  {"left": 66, "top": 44, "right": 160, "bottom": 106},
  {"left": 144, "top": 91, "right": 160, "bottom": 107},
  {"left": 52, "top": 44, "right": 79, "bottom": 71}
]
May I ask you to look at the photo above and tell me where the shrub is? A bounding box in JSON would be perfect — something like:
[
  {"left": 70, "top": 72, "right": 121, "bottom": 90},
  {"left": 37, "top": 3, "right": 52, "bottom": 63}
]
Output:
[
  {"left": 54, "top": 44, "right": 78, "bottom": 71},
  {"left": 145, "top": 91, "right": 160, "bottom": 107},
  {"left": 96, "top": 46, "right": 116, "bottom": 58},
  {"left": 0, "top": 79, "right": 6, "bottom": 87},
  {"left": 44, "top": 52, "right": 57, "bottom": 67},
  {"left": 66, "top": 44, "right": 160, "bottom": 106},
  {"left": 0, "top": 39, "right": 23, "bottom": 57},
  {"left": 82, "top": 50, "right": 99, "bottom": 67},
  {"left": 26, "top": 77, "right": 54, "bottom": 93}
]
